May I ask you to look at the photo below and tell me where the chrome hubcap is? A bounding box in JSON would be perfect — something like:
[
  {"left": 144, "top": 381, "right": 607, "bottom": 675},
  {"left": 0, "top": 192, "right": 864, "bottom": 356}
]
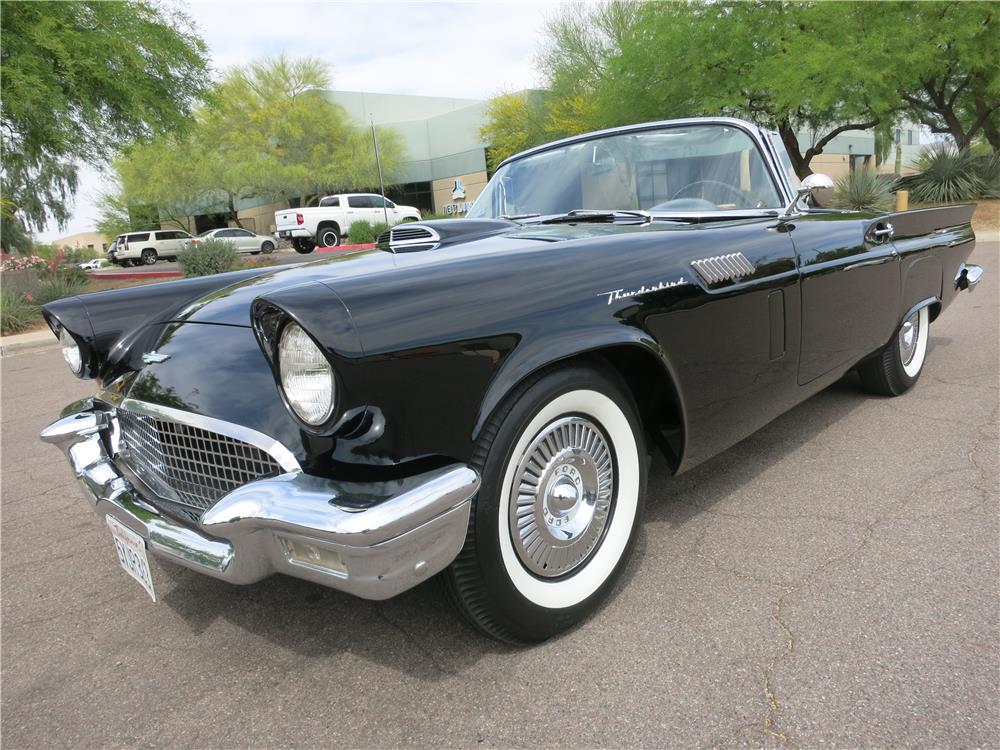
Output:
[
  {"left": 898, "top": 311, "right": 920, "bottom": 366},
  {"left": 510, "top": 416, "right": 614, "bottom": 578}
]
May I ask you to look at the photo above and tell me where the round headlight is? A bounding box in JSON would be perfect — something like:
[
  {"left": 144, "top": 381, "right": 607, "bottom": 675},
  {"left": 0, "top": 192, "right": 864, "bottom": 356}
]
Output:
[
  {"left": 278, "top": 322, "right": 335, "bottom": 426},
  {"left": 60, "top": 327, "right": 83, "bottom": 374}
]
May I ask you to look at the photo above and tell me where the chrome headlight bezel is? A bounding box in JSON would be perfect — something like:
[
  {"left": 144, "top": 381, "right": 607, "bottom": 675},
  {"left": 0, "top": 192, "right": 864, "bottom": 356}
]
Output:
[
  {"left": 276, "top": 321, "right": 337, "bottom": 427},
  {"left": 60, "top": 326, "right": 83, "bottom": 375}
]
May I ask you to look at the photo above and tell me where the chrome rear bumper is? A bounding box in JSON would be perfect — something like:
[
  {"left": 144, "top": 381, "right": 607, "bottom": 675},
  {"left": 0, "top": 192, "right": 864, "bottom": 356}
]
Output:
[{"left": 40, "top": 405, "right": 479, "bottom": 600}]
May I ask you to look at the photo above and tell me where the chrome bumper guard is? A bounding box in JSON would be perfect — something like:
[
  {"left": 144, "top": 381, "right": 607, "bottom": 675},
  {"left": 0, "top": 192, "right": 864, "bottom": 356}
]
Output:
[
  {"left": 955, "top": 263, "right": 984, "bottom": 292},
  {"left": 40, "top": 406, "right": 480, "bottom": 600}
]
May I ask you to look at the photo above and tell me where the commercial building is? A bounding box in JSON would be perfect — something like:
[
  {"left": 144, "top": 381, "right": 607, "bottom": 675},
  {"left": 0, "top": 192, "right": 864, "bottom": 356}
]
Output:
[{"left": 48, "top": 231, "right": 110, "bottom": 253}]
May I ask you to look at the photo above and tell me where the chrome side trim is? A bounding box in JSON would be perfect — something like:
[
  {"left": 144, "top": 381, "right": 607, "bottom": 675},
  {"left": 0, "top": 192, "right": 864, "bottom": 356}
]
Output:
[
  {"left": 691, "top": 252, "right": 756, "bottom": 285},
  {"left": 119, "top": 398, "right": 301, "bottom": 473}
]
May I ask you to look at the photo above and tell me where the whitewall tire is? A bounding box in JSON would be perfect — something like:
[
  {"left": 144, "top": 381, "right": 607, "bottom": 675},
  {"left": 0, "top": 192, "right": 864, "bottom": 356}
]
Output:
[
  {"left": 858, "top": 305, "right": 931, "bottom": 395},
  {"left": 445, "top": 362, "right": 647, "bottom": 643}
]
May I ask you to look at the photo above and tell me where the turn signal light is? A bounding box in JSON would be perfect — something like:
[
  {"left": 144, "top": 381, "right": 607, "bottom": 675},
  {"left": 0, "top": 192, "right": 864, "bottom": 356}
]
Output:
[{"left": 277, "top": 535, "right": 347, "bottom": 576}]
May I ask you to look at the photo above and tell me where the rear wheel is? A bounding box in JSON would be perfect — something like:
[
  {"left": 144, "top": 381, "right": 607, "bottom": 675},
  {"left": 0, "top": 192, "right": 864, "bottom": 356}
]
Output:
[
  {"left": 261, "top": 241, "right": 275, "bottom": 254},
  {"left": 317, "top": 226, "right": 340, "bottom": 248},
  {"left": 141, "top": 249, "right": 157, "bottom": 265},
  {"left": 445, "top": 362, "right": 647, "bottom": 643},
  {"left": 291, "top": 238, "right": 316, "bottom": 254},
  {"left": 858, "top": 306, "right": 930, "bottom": 395}
]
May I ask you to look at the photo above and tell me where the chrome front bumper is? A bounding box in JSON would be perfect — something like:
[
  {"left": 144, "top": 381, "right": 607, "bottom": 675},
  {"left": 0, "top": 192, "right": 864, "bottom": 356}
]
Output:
[{"left": 40, "top": 405, "right": 479, "bottom": 600}]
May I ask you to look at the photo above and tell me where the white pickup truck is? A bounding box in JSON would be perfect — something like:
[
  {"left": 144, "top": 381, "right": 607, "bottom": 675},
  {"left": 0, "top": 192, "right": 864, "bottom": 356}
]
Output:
[{"left": 274, "top": 193, "right": 421, "bottom": 253}]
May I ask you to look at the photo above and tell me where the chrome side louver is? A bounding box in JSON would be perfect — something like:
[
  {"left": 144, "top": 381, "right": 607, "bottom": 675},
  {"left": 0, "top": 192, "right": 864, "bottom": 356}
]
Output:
[
  {"left": 376, "top": 225, "right": 441, "bottom": 253},
  {"left": 690, "top": 252, "right": 756, "bottom": 285}
]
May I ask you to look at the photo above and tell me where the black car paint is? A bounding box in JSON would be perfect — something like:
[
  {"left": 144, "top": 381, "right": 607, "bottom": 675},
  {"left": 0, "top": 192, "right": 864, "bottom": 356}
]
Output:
[{"left": 43, "top": 204, "right": 976, "bottom": 485}]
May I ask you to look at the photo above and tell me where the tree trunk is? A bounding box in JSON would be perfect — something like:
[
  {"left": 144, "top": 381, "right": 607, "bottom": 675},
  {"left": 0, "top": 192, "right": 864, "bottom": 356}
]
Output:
[
  {"left": 778, "top": 121, "right": 812, "bottom": 179},
  {"left": 228, "top": 195, "right": 244, "bottom": 228}
]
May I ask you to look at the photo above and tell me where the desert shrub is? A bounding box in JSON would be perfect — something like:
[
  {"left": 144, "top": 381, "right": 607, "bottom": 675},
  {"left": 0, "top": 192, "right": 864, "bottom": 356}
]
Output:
[
  {"left": 899, "top": 145, "right": 986, "bottom": 203},
  {"left": 177, "top": 239, "right": 240, "bottom": 277},
  {"left": 33, "top": 276, "right": 87, "bottom": 304},
  {"left": 347, "top": 220, "right": 390, "bottom": 244},
  {"left": 976, "top": 152, "right": 1000, "bottom": 199},
  {"left": 418, "top": 211, "right": 453, "bottom": 221},
  {"left": 831, "top": 169, "right": 894, "bottom": 212},
  {"left": 1, "top": 288, "right": 41, "bottom": 334}
]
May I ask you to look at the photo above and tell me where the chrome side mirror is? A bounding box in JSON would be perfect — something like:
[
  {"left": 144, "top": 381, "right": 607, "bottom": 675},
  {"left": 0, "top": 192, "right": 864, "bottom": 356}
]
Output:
[{"left": 782, "top": 173, "right": 834, "bottom": 217}]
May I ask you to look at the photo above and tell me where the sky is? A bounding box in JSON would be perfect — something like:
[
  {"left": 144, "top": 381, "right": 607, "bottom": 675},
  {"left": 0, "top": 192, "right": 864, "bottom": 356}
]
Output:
[{"left": 39, "top": 0, "right": 562, "bottom": 242}]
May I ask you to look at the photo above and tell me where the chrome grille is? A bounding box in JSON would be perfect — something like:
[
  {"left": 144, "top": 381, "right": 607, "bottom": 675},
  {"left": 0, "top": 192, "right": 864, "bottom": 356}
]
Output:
[{"left": 117, "top": 408, "right": 284, "bottom": 512}]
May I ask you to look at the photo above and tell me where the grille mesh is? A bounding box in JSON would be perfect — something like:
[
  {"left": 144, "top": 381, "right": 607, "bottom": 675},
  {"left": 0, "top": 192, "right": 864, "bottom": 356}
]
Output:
[{"left": 117, "top": 408, "right": 284, "bottom": 512}]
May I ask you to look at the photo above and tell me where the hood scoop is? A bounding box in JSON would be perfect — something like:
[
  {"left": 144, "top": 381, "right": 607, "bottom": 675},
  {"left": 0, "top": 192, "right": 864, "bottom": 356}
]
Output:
[{"left": 376, "top": 225, "right": 441, "bottom": 253}]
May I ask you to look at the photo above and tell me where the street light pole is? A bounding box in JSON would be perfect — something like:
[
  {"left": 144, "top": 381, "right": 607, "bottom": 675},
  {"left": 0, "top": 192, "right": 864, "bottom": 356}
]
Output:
[{"left": 370, "top": 117, "right": 390, "bottom": 227}]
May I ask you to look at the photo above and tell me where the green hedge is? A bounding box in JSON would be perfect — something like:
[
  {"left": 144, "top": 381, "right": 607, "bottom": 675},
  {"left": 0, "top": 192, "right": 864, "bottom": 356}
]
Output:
[
  {"left": 347, "top": 220, "right": 390, "bottom": 244},
  {"left": 177, "top": 239, "right": 241, "bottom": 277}
]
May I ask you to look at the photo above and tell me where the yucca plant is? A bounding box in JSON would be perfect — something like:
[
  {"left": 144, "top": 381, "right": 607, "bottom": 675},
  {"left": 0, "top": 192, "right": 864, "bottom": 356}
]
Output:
[
  {"left": 902, "top": 145, "right": 986, "bottom": 203},
  {"left": 0, "top": 288, "right": 41, "bottom": 335},
  {"left": 831, "top": 168, "right": 894, "bottom": 212}
]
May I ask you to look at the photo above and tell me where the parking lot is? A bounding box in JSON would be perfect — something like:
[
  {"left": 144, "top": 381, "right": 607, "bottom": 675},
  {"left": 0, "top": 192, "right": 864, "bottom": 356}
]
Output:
[{"left": 1, "top": 241, "right": 997, "bottom": 748}]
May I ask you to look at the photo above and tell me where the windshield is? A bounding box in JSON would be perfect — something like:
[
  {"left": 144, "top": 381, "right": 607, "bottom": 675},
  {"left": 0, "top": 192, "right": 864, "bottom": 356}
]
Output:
[{"left": 468, "top": 124, "right": 783, "bottom": 219}]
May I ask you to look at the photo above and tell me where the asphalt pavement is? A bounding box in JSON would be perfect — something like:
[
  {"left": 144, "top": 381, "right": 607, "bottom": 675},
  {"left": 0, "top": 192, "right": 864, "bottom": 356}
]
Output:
[{"left": 1, "top": 242, "right": 997, "bottom": 748}]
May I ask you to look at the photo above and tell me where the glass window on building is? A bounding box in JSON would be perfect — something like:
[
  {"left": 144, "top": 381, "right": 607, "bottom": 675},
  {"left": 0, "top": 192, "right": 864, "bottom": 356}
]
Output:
[
  {"left": 907, "top": 130, "right": 913, "bottom": 145},
  {"left": 895, "top": 129, "right": 901, "bottom": 143}
]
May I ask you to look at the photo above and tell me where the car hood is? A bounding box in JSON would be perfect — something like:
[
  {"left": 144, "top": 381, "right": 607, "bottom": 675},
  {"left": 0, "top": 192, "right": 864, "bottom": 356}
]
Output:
[{"left": 173, "top": 221, "right": 665, "bottom": 327}]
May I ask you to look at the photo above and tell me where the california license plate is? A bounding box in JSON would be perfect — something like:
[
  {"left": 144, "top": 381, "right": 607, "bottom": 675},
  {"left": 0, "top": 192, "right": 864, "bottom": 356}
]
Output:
[{"left": 106, "top": 516, "right": 156, "bottom": 602}]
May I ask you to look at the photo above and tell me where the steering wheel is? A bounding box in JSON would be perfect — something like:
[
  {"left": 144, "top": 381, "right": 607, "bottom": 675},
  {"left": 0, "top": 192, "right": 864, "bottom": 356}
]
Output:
[{"left": 670, "top": 180, "right": 754, "bottom": 208}]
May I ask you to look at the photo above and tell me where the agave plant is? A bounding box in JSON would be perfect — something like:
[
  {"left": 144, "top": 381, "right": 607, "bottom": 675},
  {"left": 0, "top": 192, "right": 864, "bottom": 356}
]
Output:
[
  {"left": 831, "top": 168, "right": 894, "bottom": 212},
  {"left": 902, "top": 145, "right": 987, "bottom": 203}
]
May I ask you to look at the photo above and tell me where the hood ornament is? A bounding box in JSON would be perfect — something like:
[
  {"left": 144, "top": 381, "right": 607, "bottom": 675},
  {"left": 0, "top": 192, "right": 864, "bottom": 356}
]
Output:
[{"left": 142, "top": 351, "right": 170, "bottom": 364}]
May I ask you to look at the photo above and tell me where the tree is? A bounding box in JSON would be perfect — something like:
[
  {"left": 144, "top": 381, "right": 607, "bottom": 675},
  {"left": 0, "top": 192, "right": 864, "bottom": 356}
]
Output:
[
  {"left": 596, "top": 2, "right": 905, "bottom": 178},
  {"left": 113, "top": 56, "right": 404, "bottom": 227},
  {"left": 479, "top": 92, "right": 551, "bottom": 169},
  {"left": 0, "top": 1, "right": 209, "bottom": 236},
  {"left": 884, "top": 2, "right": 999, "bottom": 151}
]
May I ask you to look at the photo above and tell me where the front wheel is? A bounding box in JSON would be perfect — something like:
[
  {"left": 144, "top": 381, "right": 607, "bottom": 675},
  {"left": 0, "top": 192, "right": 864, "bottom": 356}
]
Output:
[
  {"left": 445, "top": 363, "right": 647, "bottom": 643},
  {"left": 857, "top": 306, "right": 930, "bottom": 395}
]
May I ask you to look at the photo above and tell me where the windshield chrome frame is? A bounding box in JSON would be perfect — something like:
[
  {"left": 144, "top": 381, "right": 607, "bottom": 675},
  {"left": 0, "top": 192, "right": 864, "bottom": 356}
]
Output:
[{"left": 478, "top": 117, "right": 797, "bottom": 220}]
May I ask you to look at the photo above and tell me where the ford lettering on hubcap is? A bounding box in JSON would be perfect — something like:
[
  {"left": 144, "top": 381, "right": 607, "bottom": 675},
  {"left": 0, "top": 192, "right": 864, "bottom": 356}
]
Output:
[{"left": 510, "top": 416, "right": 614, "bottom": 577}]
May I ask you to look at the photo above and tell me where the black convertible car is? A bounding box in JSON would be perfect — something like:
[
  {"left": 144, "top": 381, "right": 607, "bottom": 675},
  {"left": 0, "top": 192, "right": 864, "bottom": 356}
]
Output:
[{"left": 41, "top": 118, "right": 982, "bottom": 642}]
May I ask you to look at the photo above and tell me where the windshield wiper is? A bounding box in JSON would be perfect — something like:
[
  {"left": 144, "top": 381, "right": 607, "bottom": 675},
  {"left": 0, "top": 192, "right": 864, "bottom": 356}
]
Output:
[
  {"left": 539, "top": 209, "right": 652, "bottom": 225},
  {"left": 499, "top": 213, "right": 540, "bottom": 221}
]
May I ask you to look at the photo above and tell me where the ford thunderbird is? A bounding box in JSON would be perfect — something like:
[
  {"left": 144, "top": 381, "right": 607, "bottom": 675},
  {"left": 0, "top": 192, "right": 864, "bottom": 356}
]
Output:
[{"left": 40, "top": 118, "right": 982, "bottom": 642}]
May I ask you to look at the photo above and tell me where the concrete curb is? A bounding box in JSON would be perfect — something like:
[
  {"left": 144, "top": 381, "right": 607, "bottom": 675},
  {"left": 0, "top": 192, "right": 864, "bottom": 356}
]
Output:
[{"left": 0, "top": 330, "right": 58, "bottom": 357}]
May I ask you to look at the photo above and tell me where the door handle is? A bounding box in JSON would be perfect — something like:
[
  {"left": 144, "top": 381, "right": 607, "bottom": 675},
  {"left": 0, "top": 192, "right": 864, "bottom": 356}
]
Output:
[{"left": 867, "top": 222, "right": 894, "bottom": 243}]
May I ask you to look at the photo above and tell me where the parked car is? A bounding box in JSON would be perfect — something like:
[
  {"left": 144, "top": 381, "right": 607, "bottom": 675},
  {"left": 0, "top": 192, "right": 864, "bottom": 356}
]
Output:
[
  {"left": 78, "top": 259, "right": 103, "bottom": 271},
  {"left": 186, "top": 227, "right": 276, "bottom": 255},
  {"left": 39, "top": 117, "right": 981, "bottom": 643},
  {"left": 274, "top": 193, "right": 421, "bottom": 252},
  {"left": 110, "top": 229, "right": 194, "bottom": 266}
]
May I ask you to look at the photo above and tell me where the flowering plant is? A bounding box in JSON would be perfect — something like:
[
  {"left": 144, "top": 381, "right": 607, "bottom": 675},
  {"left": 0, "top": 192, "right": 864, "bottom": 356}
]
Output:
[{"left": 0, "top": 254, "right": 47, "bottom": 272}]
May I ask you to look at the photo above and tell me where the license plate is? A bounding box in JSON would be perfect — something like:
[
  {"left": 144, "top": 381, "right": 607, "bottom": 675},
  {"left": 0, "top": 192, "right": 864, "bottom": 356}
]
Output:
[{"left": 106, "top": 516, "right": 156, "bottom": 602}]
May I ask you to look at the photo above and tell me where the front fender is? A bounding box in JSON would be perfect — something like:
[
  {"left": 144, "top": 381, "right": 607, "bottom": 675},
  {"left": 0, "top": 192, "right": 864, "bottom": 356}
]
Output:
[{"left": 472, "top": 325, "right": 688, "bottom": 459}]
